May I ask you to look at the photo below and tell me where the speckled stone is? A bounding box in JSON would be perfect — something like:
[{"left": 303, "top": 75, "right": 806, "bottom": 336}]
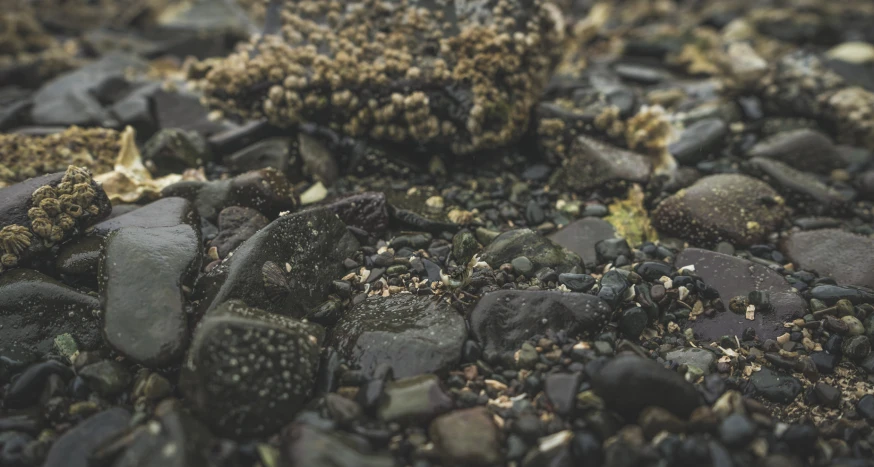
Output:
[{"left": 781, "top": 229, "right": 874, "bottom": 289}]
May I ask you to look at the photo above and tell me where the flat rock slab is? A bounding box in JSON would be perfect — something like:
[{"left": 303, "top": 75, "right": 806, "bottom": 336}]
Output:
[
  {"left": 780, "top": 229, "right": 874, "bottom": 289},
  {"left": 470, "top": 290, "right": 612, "bottom": 363},
  {"left": 0, "top": 269, "right": 101, "bottom": 355},
  {"left": 548, "top": 217, "right": 617, "bottom": 269},
  {"left": 481, "top": 228, "right": 583, "bottom": 275},
  {"left": 193, "top": 207, "right": 358, "bottom": 320},
  {"left": 100, "top": 223, "right": 202, "bottom": 367},
  {"left": 329, "top": 294, "right": 466, "bottom": 379},
  {"left": 675, "top": 248, "right": 806, "bottom": 341},
  {"left": 91, "top": 197, "right": 197, "bottom": 236}
]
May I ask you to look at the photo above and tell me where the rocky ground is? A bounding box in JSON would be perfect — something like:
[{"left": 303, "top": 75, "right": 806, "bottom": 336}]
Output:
[{"left": 2, "top": 0, "right": 874, "bottom": 466}]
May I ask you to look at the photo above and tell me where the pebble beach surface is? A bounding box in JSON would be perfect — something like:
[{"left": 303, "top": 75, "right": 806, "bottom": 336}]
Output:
[{"left": 2, "top": 1, "right": 874, "bottom": 466}]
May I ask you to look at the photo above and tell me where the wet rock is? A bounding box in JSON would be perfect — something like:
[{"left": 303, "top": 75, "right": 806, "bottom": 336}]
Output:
[
  {"left": 481, "top": 229, "right": 583, "bottom": 275},
  {"left": 0, "top": 269, "right": 101, "bottom": 356},
  {"left": 522, "top": 430, "right": 574, "bottom": 467},
  {"left": 452, "top": 231, "right": 481, "bottom": 266},
  {"left": 810, "top": 351, "right": 840, "bottom": 374},
  {"left": 100, "top": 222, "right": 202, "bottom": 367},
  {"left": 91, "top": 197, "right": 197, "bottom": 236},
  {"left": 161, "top": 168, "right": 297, "bottom": 222},
  {"left": 96, "top": 400, "right": 217, "bottom": 467},
  {"left": 619, "top": 307, "right": 649, "bottom": 338},
  {"left": 653, "top": 174, "right": 787, "bottom": 247},
  {"left": 750, "top": 368, "right": 802, "bottom": 403},
  {"left": 385, "top": 188, "right": 459, "bottom": 233},
  {"left": 141, "top": 128, "right": 210, "bottom": 177},
  {"left": 781, "top": 229, "right": 874, "bottom": 289},
  {"left": 55, "top": 236, "right": 103, "bottom": 286},
  {"left": 595, "top": 238, "right": 633, "bottom": 265},
  {"left": 511, "top": 256, "right": 534, "bottom": 275},
  {"left": 670, "top": 118, "right": 727, "bottom": 165},
  {"left": 747, "top": 129, "right": 846, "bottom": 174},
  {"left": 842, "top": 335, "right": 871, "bottom": 361},
  {"left": 556, "top": 136, "right": 652, "bottom": 191},
  {"left": 718, "top": 413, "right": 756, "bottom": 447},
  {"left": 813, "top": 382, "right": 842, "bottom": 408},
  {"left": 223, "top": 137, "right": 294, "bottom": 175},
  {"left": 209, "top": 206, "right": 268, "bottom": 258},
  {"left": 151, "top": 87, "right": 232, "bottom": 137},
  {"left": 329, "top": 295, "right": 466, "bottom": 378},
  {"left": 31, "top": 52, "right": 148, "bottom": 127},
  {"left": 598, "top": 269, "right": 630, "bottom": 308},
  {"left": 809, "top": 284, "right": 874, "bottom": 305},
  {"left": 471, "top": 290, "right": 611, "bottom": 364},
  {"left": 299, "top": 133, "right": 339, "bottom": 186},
  {"left": 636, "top": 261, "right": 673, "bottom": 281},
  {"left": 674, "top": 249, "right": 806, "bottom": 340},
  {"left": 744, "top": 158, "right": 848, "bottom": 214},
  {"left": 549, "top": 217, "right": 617, "bottom": 268},
  {"left": 638, "top": 406, "right": 685, "bottom": 439},
  {"left": 0, "top": 167, "right": 112, "bottom": 273},
  {"left": 197, "top": 0, "right": 563, "bottom": 155},
  {"left": 321, "top": 192, "right": 389, "bottom": 236},
  {"left": 377, "top": 374, "right": 454, "bottom": 424},
  {"left": 590, "top": 355, "right": 703, "bottom": 419},
  {"left": 666, "top": 348, "right": 717, "bottom": 376},
  {"left": 180, "top": 300, "right": 322, "bottom": 438},
  {"left": 281, "top": 423, "right": 394, "bottom": 467},
  {"left": 558, "top": 273, "right": 596, "bottom": 292},
  {"left": 43, "top": 408, "right": 130, "bottom": 467},
  {"left": 78, "top": 360, "right": 132, "bottom": 397},
  {"left": 4, "top": 359, "right": 73, "bottom": 408},
  {"left": 544, "top": 373, "right": 583, "bottom": 417},
  {"left": 858, "top": 395, "right": 874, "bottom": 420},
  {"left": 430, "top": 407, "right": 503, "bottom": 466},
  {"left": 193, "top": 207, "right": 358, "bottom": 319}
]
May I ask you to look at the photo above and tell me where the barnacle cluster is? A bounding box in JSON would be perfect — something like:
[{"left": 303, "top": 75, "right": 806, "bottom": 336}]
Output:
[
  {"left": 195, "top": 0, "right": 565, "bottom": 154},
  {"left": 0, "top": 224, "right": 32, "bottom": 270},
  {"left": 0, "top": 126, "right": 124, "bottom": 186},
  {"left": 0, "top": 0, "right": 55, "bottom": 57},
  {"left": 28, "top": 165, "right": 101, "bottom": 243}
]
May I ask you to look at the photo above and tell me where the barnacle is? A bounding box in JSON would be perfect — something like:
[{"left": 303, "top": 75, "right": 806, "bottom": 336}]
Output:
[
  {"left": 0, "top": 127, "right": 124, "bottom": 185},
  {"left": 0, "top": 225, "right": 32, "bottom": 256},
  {"left": 195, "top": 0, "right": 565, "bottom": 155}
]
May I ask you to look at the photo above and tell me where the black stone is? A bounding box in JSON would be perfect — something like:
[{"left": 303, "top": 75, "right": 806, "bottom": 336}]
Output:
[
  {"left": 544, "top": 373, "right": 583, "bottom": 417},
  {"left": 669, "top": 118, "right": 727, "bottom": 165},
  {"left": 595, "top": 238, "right": 632, "bottom": 265},
  {"left": 549, "top": 218, "right": 617, "bottom": 269},
  {"left": 4, "top": 360, "right": 73, "bottom": 409},
  {"left": 598, "top": 270, "right": 629, "bottom": 309},
  {"left": 481, "top": 229, "right": 583, "bottom": 275},
  {"left": 750, "top": 368, "right": 802, "bottom": 403},
  {"left": 43, "top": 408, "right": 131, "bottom": 467},
  {"left": 559, "top": 273, "right": 596, "bottom": 292}
]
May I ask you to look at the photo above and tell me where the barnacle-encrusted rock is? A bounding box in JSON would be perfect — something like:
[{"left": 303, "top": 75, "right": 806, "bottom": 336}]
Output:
[
  {"left": 180, "top": 300, "right": 323, "bottom": 438},
  {"left": 195, "top": 0, "right": 565, "bottom": 154},
  {"left": 0, "top": 0, "right": 78, "bottom": 86},
  {"left": 0, "top": 126, "right": 125, "bottom": 185},
  {"left": 0, "top": 165, "right": 111, "bottom": 274}
]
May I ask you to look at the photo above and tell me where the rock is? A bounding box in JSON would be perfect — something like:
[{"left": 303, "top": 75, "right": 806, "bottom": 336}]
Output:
[
  {"left": 299, "top": 133, "right": 339, "bottom": 186},
  {"left": 91, "top": 197, "right": 197, "bottom": 236},
  {"left": 670, "top": 118, "right": 727, "bottom": 165},
  {"left": 619, "top": 307, "right": 649, "bottom": 338},
  {"left": 719, "top": 413, "right": 756, "bottom": 447},
  {"left": 471, "top": 290, "right": 611, "bottom": 364},
  {"left": 3, "top": 359, "right": 73, "bottom": 408},
  {"left": 223, "top": 137, "right": 294, "bottom": 176},
  {"left": 43, "top": 408, "right": 130, "bottom": 467},
  {"left": 522, "top": 430, "right": 574, "bottom": 467},
  {"left": 180, "top": 300, "right": 322, "bottom": 438},
  {"left": 55, "top": 236, "right": 103, "bottom": 286},
  {"left": 558, "top": 273, "right": 596, "bottom": 292},
  {"left": 858, "top": 395, "right": 874, "bottom": 420},
  {"left": 666, "top": 348, "right": 717, "bottom": 376},
  {"left": 198, "top": 0, "right": 563, "bottom": 154},
  {"left": 0, "top": 167, "right": 112, "bottom": 273},
  {"left": 544, "top": 373, "right": 583, "bottom": 416},
  {"left": 452, "top": 231, "right": 481, "bottom": 265},
  {"left": 589, "top": 355, "right": 703, "bottom": 419},
  {"left": 96, "top": 400, "right": 217, "bottom": 467},
  {"left": 151, "top": 88, "right": 232, "bottom": 137},
  {"left": 813, "top": 382, "right": 842, "bottom": 408},
  {"left": 636, "top": 261, "right": 673, "bottom": 281},
  {"left": 674, "top": 249, "right": 806, "bottom": 340},
  {"left": 78, "top": 360, "right": 132, "bottom": 397},
  {"left": 385, "top": 188, "right": 459, "bottom": 233},
  {"left": 193, "top": 207, "right": 358, "bottom": 319},
  {"left": 747, "top": 129, "right": 846, "bottom": 174},
  {"left": 809, "top": 284, "right": 874, "bottom": 305},
  {"left": 638, "top": 406, "right": 685, "bottom": 439},
  {"left": 209, "top": 206, "right": 268, "bottom": 258},
  {"left": 377, "top": 374, "right": 454, "bottom": 424},
  {"left": 556, "top": 136, "right": 652, "bottom": 191},
  {"left": 100, "top": 222, "right": 202, "bottom": 367},
  {"left": 329, "top": 295, "right": 466, "bottom": 378},
  {"left": 652, "top": 174, "right": 787, "bottom": 247},
  {"left": 750, "top": 368, "right": 802, "bottom": 403},
  {"left": 430, "top": 407, "right": 503, "bottom": 466},
  {"left": 481, "top": 229, "right": 583, "bottom": 275},
  {"left": 780, "top": 229, "right": 874, "bottom": 289},
  {"left": 141, "top": 128, "right": 210, "bottom": 177},
  {"left": 280, "top": 423, "right": 395, "bottom": 467},
  {"left": 810, "top": 351, "right": 840, "bottom": 374},
  {"left": 0, "top": 269, "right": 101, "bottom": 356},
  {"left": 744, "top": 158, "right": 848, "bottom": 214},
  {"left": 31, "top": 52, "right": 148, "bottom": 127},
  {"left": 595, "top": 238, "right": 633, "bottom": 265},
  {"left": 598, "top": 269, "right": 630, "bottom": 308},
  {"left": 842, "top": 335, "right": 871, "bottom": 361},
  {"left": 161, "top": 168, "right": 297, "bottom": 222},
  {"left": 320, "top": 192, "right": 390, "bottom": 235},
  {"left": 548, "top": 217, "right": 617, "bottom": 268},
  {"left": 511, "top": 256, "right": 534, "bottom": 275}
]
